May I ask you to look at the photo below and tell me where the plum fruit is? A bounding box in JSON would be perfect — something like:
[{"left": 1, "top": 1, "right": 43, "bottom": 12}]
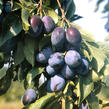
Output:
[
  {"left": 48, "top": 52, "right": 64, "bottom": 69},
  {"left": 76, "top": 58, "right": 89, "bottom": 76},
  {"left": 66, "top": 27, "right": 82, "bottom": 46},
  {"left": 46, "top": 74, "right": 65, "bottom": 92},
  {"left": 46, "top": 65, "right": 58, "bottom": 77},
  {"left": 65, "top": 50, "right": 81, "bottom": 68},
  {"left": 29, "top": 15, "right": 43, "bottom": 37},
  {"left": 51, "top": 27, "right": 66, "bottom": 51},
  {"left": 61, "top": 64, "right": 75, "bottom": 79},
  {"left": 42, "top": 16, "right": 55, "bottom": 34},
  {"left": 22, "top": 89, "right": 37, "bottom": 105},
  {"left": 36, "top": 47, "right": 53, "bottom": 64}
]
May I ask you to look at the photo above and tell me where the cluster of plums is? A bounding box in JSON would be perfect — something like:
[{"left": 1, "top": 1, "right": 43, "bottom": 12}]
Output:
[{"left": 22, "top": 15, "right": 89, "bottom": 106}]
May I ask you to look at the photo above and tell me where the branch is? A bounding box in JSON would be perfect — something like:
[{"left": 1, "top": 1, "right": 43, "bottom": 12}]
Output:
[
  {"left": 39, "top": 0, "right": 43, "bottom": 17},
  {"left": 57, "top": 0, "right": 71, "bottom": 27}
]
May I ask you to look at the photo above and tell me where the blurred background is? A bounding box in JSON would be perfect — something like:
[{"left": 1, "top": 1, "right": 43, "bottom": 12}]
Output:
[{"left": 0, "top": 0, "right": 109, "bottom": 109}]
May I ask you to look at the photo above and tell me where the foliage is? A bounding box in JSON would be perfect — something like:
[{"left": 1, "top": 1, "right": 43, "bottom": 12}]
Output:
[
  {"left": 91, "top": 0, "right": 109, "bottom": 32},
  {"left": 0, "top": 0, "right": 109, "bottom": 109}
]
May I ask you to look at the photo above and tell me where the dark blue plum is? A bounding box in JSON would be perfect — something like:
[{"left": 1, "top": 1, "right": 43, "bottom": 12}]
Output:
[
  {"left": 65, "top": 50, "right": 81, "bottom": 68},
  {"left": 76, "top": 58, "right": 89, "bottom": 76},
  {"left": 61, "top": 65, "right": 75, "bottom": 79},
  {"left": 46, "top": 74, "right": 65, "bottom": 92},
  {"left": 42, "top": 16, "right": 55, "bottom": 34},
  {"left": 51, "top": 27, "right": 66, "bottom": 51},
  {"left": 5, "top": 5, "right": 11, "bottom": 12},
  {"left": 22, "top": 89, "right": 37, "bottom": 105},
  {"left": 48, "top": 52, "right": 64, "bottom": 69},
  {"left": 29, "top": 15, "right": 43, "bottom": 37},
  {"left": 36, "top": 47, "right": 53, "bottom": 64},
  {"left": 66, "top": 27, "right": 82, "bottom": 46},
  {"left": 46, "top": 65, "right": 57, "bottom": 77}
]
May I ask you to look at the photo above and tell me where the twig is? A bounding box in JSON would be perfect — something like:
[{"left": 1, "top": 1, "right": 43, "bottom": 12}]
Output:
[
  {"left": 57, "top": 0, "right": 71, "bottom": 27},
  {"left": 39, "top": 0, "right": 43, "bottom": 17}
]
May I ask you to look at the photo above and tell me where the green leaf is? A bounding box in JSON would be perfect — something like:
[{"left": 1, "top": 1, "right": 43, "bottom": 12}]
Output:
[
  {"left": 96, "top": 85, "right": 109, "bottom": 102},
  {"left": 19, "top": 0, "right": 35, "bottom": 8},
  {"left": 95, "top": 0, "right": 105, "bottom": 12},
  {"left": 0, "top": 68, "right": 13, "bottom": 95},
  {"left": 97, "top": 42, "right": 109, "bottom": 59},
  {"left": 0, "top": 67, "right": 7, "bottom": 79},
  {"left": 21, "top": 8, "right": 30, "bottom": 26},
  {"left": 45, "top": 8, "right": 60, "bottom": 24},
  {"left": 24, "top": 36, "right": 37, "bottom": 67},
  {"left": 39, "top": 36, "right": 51, "bottom": 51},
  {"left": 44, "top": 0, "right": 63, "bottom": 9},
  {"left": 0, "top": 14, "right": 22, "bottom": 47},
  {"left": 87, "top": 92, "right": 100, "bottom": 109},
  {"left": 103, "top": 64, "right": 109, "bottom": 75},
  {"left": 12, "top": 2, "right": 21, "bottom": 11},
  {"left": 65, "top": 0, "right": 76, "bottom": 20},
  {"left": 83, "top": 40, "right": 106, "bottom": 72},
  {"left": 45, "top": 98, "right": 61, "bottom": 109},
  {"left": 23, "top": 93, "right": 56, "bottom": 109},
  {"left": 102, "top": 75, "right": 109, "bottom": 87},
  {"left": 14, "top": 41, "right": 24, "bottom": 65},
  {"left": 78, "top": 74, "right": 94, "bottom": 103},
  {"left": 25, "top": 67, "right": 44, "bottom": 88}
]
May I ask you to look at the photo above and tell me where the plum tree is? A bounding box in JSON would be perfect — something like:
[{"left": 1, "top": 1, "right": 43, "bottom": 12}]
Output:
[
  {"left": 61, "top": 64, "right": 75, "bottom": 80},
  {"left": 51, "top": 27, "right": 66, "bottom": 51},
  {"left": 76, "top": 58, "right": 89, "bottom": 76},
  {"left": 42, "top": 16, "right": 55, "bottom": 34},
  {"left": 46, "top": 74, "right": 65, "bottom": 92},
  {"left": 29, "top": 15, "right": 43, "bottom": 37},
  {"left": 66, "top": 27, "right": 82, "bottom": 46},
  {"left": 46, "top": 65, "right": 58, "bottom": 76},
  {"left": 48, "top": 52, "right": 64, "bottom": 69},
  {"left": 36, "top": 47, "right": 53, "bottom": 64},
  {"left": 65, "top": 50, "right": 81, "bottom": 68},
  {"left": 22, "top": 89, "right": 37, "bottom": 105}
]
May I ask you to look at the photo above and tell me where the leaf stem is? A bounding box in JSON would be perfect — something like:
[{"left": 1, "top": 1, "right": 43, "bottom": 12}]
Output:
[{"left": 57, "top": 0, "right": 71, "bottom": 27}]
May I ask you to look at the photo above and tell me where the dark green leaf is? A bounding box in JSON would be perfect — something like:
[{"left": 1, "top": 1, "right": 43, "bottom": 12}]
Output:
[
  {"left": 65, "top": 0, "right": 76, "bottom": 20},
  {"left": 25, "top": 67, "right": 44, "bottom": 88},
  {"left": 87, "top": 92, "right": 100, "bottom": 109},
  {"left": 14, "top": 41, "right": 24, "bottom": 65},
  {"left": 0, "top": 14, "right": 22, "bottom": 47},
  {"left": 12, "top": 2, "right": 21, "bottom": 11},
  {"left": 0, "top": 67, "right": 7, "bottom": 79},
  {"left": 24, "top": 36, "right": 37, "bottom": 67},
  {"left": 45, "top": 98, "right": 61, "bottom": 109},
  {"left": 39, "top": 36, "right": 51, "bottom": 51},
  {"left": 78, "top": 73, "right": 94, "bottom": 103},
  {"left": 0, "top": 68, "right": 13, "bottom": 95}
]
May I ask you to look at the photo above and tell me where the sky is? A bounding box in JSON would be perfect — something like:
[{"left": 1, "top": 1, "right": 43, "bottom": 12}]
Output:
[{"left": 73, "top": 0, "right": 108, "bottom": 41}]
